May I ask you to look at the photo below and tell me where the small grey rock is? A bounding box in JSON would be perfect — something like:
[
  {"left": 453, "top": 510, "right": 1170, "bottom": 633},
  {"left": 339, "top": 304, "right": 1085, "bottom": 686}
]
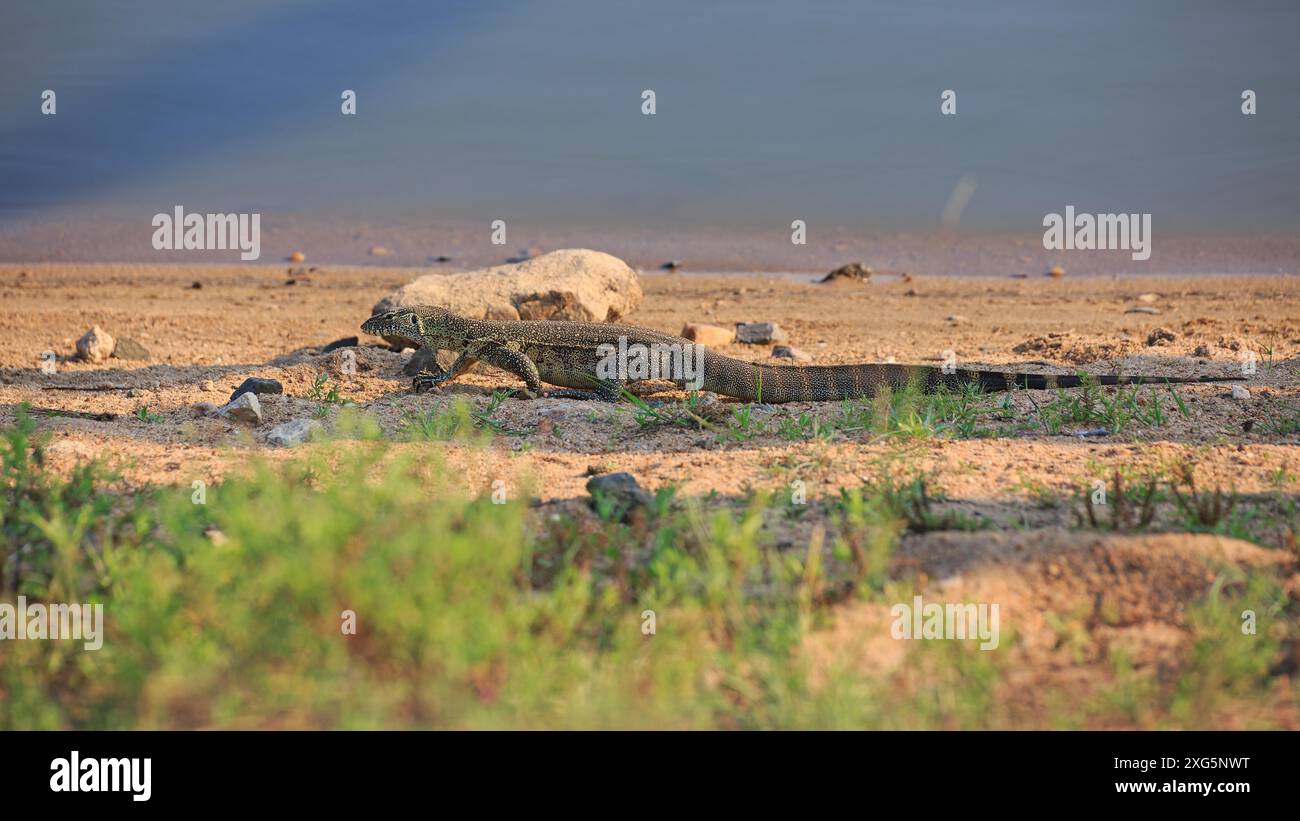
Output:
[
  {"left": 113, "top": 337, "right": 152, "bottom": 361},
  {"left": 1231, "top": 384, "right": 1250, "bottom": 400},
  {"left": 586, "top": 472, "right": 653, "bottom": 518},
  {"left": 219, "top": 392, "right": 263, "bottom": 425},
  {"left": 660, "top": 259, "right": 683, "bottom": 271},
  {"left": 321, "top": 336, "right": 359, "bottom": 353},
  {"left": 1125, "top": 306, "right": 1160, "bottom": 315},
  {"left": 191, "top": 401, "right": 218, "bottom": 417},
  {"left": 771, "top": 345, "right": 811, "bottom": 362},
  {"left": 266, "top": 418, "right": 323, "bottom": 447},
  {"left": 76, "top": 326, "right": 115, "bottom": 363},
  {"left": 735, "top": 322, "right": 787, "bottom": 345},
  {"left": 229, "top": 377, "right": 283, "bottom": 403}
]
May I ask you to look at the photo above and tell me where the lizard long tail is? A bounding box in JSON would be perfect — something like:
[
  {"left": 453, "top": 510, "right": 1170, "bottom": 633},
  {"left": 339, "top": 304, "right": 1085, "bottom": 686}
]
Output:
[{"left": 699, "top": 352, "right": 1242, "bottom": 403}]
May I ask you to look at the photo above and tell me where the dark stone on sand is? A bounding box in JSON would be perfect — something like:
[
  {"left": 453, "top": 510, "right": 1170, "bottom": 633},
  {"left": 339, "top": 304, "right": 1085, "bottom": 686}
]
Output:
[
  {"left": 820, "top": 262, "right": 873, "bottom": 283},
  {"left": 585, "top": 472, "right": 653, "bottom": 520},
  {"left": 321, "top": 336, "right": 359, "bottom": 353},
  {"left": 229, "top": 377, "right": 284, "bottom": 403}
]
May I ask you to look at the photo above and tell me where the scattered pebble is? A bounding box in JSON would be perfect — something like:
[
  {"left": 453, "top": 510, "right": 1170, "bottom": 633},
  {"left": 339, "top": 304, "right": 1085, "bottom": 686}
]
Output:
[
  {"left": 202, "top": 380, "right": 216, "bottom": 392},
  {"left": 1231, "top": 384, "right": 1250, "bottom": 400},
  {"left": 1145, "top": 327, "right": 1176, "bottom": 346},
  {"left": 660, "top": 260, "right": 683, "bottom": 271},
  {"left": 266, "top": 418, "right": 323, "bottom": 447},
  {"left": 771, "top": 345, "right": 811, "bottom": 362},
  {"left": 368, "top": 245, "right": 390, "bottom": 257},
  {"left": 680, "top": 323, "right": 734, "bottom": 347},
  {"left": 1137, "top": 293, "right": 1159, "bottom": 303},
  {"left": 219, "top": 392, "right": 263, "bottom": 425},
  {"left": 1125, "top": 306, "right": 1160, "bottom": 315},
  {"left": 735, "top": 322, "right": 787, "bottom": 344},
  {"left": 945, "top": 314, "right": 968, "bottom": 324},
  {"left": 1048, "top": 265, "right": 1065, "bottom": 278},
  {"left": 506, "top": 247, "right": 543, "bottom": 263},
  {"left": 229, "top": 377, "right": 283, "bottom": 403},
  {"left": 191, "top": 401, "right": 218, "bottom": 417},
  {"left": 76, "top": 326, "right": 115, "bottom": 363},
  {"left": 190, "top": 281, "right": 203, "bottom": 290},
  {"left": 289, "top": 251, "right": 306, "bottom": 263}
]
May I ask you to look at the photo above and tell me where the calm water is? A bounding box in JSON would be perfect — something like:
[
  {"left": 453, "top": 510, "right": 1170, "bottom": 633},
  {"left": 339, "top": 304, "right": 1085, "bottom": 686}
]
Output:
[{"left": 1, "top": 0, "right": 1298, "bottom": 245}]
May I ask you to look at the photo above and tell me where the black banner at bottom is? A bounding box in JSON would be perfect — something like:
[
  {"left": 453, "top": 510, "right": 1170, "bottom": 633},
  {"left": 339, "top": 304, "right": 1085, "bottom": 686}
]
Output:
[{"left": 0, "top": 730, "right": 1285, "bottom": 809}]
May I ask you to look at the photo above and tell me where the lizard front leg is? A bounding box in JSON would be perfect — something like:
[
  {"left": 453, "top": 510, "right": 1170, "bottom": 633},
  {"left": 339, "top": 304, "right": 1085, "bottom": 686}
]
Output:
[{"left": 412, "top": 349, "right": 477, "bottom": 393}]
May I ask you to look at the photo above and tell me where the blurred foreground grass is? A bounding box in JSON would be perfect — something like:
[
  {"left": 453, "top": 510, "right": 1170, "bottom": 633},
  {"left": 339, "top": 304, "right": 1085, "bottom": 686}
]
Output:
[{"left": 0, "top": 405, "right": 1294, "bottom": 729}]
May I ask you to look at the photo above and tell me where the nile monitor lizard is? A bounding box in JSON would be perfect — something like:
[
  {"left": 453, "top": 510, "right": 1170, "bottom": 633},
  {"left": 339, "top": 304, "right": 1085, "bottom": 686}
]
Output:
[{"left": 361, "top": 306, "right": 1240, "bottom": 403}]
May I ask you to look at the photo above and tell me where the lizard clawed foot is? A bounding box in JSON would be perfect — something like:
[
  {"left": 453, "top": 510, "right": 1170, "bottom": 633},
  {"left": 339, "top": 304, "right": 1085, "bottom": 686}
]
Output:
[{"left": 411, "top": 375, "right": 444, "bottom": 394}]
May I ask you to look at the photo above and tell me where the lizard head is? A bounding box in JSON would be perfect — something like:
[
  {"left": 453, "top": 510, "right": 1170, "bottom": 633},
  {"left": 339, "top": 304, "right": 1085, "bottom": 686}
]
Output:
[{"left": 361, "top": 305, "right": 471, "bottom": 349}]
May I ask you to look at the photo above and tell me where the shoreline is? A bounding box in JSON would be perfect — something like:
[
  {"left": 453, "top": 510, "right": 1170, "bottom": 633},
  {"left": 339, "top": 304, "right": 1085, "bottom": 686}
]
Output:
[{"left": 2, "top": 217, "right": 1299, "bottom": 276}]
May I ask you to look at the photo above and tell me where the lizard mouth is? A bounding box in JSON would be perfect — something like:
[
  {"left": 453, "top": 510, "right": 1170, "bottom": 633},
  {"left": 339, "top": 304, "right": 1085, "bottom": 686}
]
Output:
[{"left": 360, "top": 313, "right": 395, "bottom": 335}]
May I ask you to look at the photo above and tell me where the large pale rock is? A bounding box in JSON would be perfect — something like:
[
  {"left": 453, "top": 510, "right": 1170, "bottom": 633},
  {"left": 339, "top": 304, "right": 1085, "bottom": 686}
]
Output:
[
  {"left": 76, "top": 326, "right": 115, "bottom": 363},
  {"left": 371, "top": 249, "right": 643, "bottom": 323}
]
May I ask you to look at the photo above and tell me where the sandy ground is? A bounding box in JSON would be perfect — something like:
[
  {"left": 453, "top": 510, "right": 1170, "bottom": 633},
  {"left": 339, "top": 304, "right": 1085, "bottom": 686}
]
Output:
[
  {"left": 2, "top": 261, "right": 1298, "bottom": 724},
  {"left": 2, "top": 262, "right": 1296, "bottom": 494}
]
